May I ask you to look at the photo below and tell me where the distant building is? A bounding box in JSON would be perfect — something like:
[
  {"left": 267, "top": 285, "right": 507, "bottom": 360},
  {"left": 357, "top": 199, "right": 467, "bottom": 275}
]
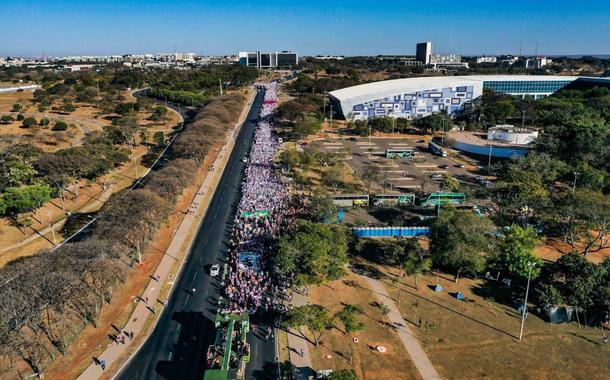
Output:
[
  {"left": 525, "top": 57, "right": 552, "bottom": 69},
  {"left": 477, "top": 56, "right": 497, "bottom": 64},
  {"left": 312, "top": 55, "right": 345, "bottom": 60},
  {"left": 238, "top": 51, "right": 298, "bottom": 69},
  {"left": 487, "top": 125, "right": 538, "bottom": 145},
  {"left": 416, "top": 42, "right": 433, "bottom": 65}
]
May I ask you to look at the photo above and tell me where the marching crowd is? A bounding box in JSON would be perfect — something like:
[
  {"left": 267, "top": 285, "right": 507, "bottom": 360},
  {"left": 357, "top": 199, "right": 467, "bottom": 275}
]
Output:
[{"left": 221, "top": 82, "right": 299, "bottom": 314}]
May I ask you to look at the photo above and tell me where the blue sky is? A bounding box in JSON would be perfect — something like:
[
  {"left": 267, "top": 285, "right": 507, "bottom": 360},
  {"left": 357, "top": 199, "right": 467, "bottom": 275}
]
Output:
[{"left": 2, "top": 0, "right": 610, "bottom": 57}]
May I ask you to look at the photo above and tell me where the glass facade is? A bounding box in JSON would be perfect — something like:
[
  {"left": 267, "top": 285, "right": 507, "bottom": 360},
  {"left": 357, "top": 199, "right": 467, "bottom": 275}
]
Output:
[{"left": 483, "top": 80, "right": 572, "bottom": 94}]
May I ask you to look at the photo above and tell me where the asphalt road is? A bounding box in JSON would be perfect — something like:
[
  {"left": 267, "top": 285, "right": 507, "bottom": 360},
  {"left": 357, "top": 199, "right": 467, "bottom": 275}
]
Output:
[{"left": 118, "top": 87, "right": 276, "bottom": 380}]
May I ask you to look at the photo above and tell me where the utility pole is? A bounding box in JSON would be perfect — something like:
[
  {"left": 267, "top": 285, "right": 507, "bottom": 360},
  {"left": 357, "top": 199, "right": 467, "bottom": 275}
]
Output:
[
  {"left": 219, "top": 79, "right": 223, "bottom": 95},
  {"left": 329, "top": 104, "right": 333, "bottom": 130},
  {"left": 368, "top": 125, "right": 372, "bottom": 158},
  {"left": 48, "top": 211, "right": 56, "bottom": 245},
  {"left": 519, "top": 261, "right": 535, "bottom": 341}
]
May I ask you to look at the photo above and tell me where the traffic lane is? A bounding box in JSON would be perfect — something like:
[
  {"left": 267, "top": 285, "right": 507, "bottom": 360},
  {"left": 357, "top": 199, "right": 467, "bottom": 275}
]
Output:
[
  {"left": 245, "top": 310, "right": 279, "bottom": 380},
  {"left": 117, "top": 89, "right": 264, "bottom": 380}
]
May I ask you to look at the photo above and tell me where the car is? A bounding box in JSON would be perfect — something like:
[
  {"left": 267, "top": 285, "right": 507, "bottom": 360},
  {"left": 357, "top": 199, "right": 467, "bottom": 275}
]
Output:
[
  {"left": 455, "top": 163, "right": 465, "bottom": 168},
  {"left": 242, "top": 157, "right": 248, "bottom": 163},
  {"left": 438, "top": 164, "right": 449, "bottom": 169},
  {"left": 430, "top": 173, "right": 444, "bottom": 180},
  {"left": 277, "top": 137, "right": 283, "bottom": 143},
  {"left": 210, "top": 264, "right": 220, "bottom": 277},
  {"left": 417, "top": 139, "right": 425, "bottom": 143}
]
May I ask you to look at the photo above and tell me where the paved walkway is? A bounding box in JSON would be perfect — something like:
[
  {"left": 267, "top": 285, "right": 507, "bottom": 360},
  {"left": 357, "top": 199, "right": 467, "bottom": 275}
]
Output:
[
  {"left": 361, "top": 275, "right": 441, "bottom": 380},
  {"left": 285, "top": 289, "right": 316, "bottom": 380},
  {"left": 77, "top": 91, "right": 255, "bottom": 380}
]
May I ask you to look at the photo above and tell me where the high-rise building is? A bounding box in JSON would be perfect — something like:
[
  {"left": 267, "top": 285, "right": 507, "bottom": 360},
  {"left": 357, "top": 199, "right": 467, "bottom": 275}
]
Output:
[
  {"left": 416, "top": 42, "right": 433, "bottom": 65},
  {"left": 238, "top": 51, "right": 298, "bottom": 69}
]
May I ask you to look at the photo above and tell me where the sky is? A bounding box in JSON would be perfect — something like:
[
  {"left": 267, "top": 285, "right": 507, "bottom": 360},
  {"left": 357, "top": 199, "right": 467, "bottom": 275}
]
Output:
[{"left": 2, "top": 0, "right": 610, "bottom": 58}]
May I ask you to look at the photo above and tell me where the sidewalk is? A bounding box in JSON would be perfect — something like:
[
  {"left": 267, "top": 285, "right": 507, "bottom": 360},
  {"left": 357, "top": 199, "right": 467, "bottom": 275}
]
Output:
[
  {"left": 285, "top": 289, "right": 316, "bottom": 380},
  {"left": 361, "top": 275, "right": 441, "bottom": 380},
  {"left": 77, "top": 90, "right": 256, "bottom": 380}
]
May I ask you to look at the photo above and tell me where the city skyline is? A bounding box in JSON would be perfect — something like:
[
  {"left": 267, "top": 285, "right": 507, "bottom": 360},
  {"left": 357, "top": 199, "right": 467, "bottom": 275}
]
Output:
[{"left": 2, "top": 0, "right": 610, "bottom": 57}]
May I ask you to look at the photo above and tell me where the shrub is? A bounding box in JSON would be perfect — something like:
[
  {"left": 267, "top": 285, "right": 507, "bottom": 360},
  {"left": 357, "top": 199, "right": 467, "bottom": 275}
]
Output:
[
  {"left": 22, "top": 117, "right": 37, "bottom": 128},
  {"left": 52, "top": 121, "right": 69, "bottom": 131},
  {"left": 0, "top": 115, "right": 14, "bottom": 124}
]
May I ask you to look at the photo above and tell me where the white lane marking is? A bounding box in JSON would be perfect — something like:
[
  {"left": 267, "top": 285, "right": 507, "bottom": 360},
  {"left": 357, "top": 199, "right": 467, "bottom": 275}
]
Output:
[{"left": 388, "top": 177, "right": 416, "bottom": 181}]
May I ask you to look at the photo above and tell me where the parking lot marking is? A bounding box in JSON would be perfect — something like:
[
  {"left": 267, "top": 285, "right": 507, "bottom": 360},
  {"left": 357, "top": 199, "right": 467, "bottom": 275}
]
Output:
[
  {"left": 415, "top": 164, "right": 440, "bottom": 168},
  {"left": 422, "top": 170, "right": 447, "bottom": 173},
  {"left": 323, "top": 142, "right": 344, "bottom": 146},
  {"left": 388, "top": 177, "right": 416, "bottom": 181},
  {"left": 396, "top": 185, "right": 420, "bottom": 189}
]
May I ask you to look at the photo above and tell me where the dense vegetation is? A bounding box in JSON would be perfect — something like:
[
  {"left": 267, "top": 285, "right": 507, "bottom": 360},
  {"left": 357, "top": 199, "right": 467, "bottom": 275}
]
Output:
[{"left": 0, "top": 91, "right": 245, "bottom": 374}]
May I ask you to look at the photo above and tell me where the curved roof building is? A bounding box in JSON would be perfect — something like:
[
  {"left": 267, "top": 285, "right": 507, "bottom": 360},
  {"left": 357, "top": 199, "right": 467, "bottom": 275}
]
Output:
[{"left": 329, "top": 75, "right": 589, "bottom": 120}]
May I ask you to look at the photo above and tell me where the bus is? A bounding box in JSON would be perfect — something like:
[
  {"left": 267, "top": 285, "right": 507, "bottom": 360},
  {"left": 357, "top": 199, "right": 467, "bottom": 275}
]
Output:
[
  {"left": 428, "top": 141, "right": 447, "bottom": 157},
  {"left": 332, "top": 194, "right": 370, "bottom": 207},
  {"left": 420, "top": 192, "right": 466, "bottom": 207},
  {"left": 386, "top": 148, "right": 415, "bottom": 159},
  {"left": 372, "top": 193, "right": 416, "bottom": 206}
]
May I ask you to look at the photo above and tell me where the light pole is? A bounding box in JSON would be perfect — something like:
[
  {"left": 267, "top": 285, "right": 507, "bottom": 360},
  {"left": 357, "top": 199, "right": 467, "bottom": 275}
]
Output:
[
  {"left": 519, "top": 261, "right": 535, "bottom": 341},
  {"left": 572, "top": 172, "right": 580, "bottom": 192},
  {"left": 368, "top": 125, "right": 372, "bottom": 158},
  {"left": 487, "top": 144, "right": 493, "bottom": 175}
]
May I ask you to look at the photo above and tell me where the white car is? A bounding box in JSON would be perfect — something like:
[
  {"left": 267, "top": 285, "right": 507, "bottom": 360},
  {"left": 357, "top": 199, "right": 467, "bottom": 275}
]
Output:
[
  {"left": 210, "top": 264, "right": 220, "bottom": 277},
  {"left": 242, "top": 157, "right": 248, "bottom": 163}
]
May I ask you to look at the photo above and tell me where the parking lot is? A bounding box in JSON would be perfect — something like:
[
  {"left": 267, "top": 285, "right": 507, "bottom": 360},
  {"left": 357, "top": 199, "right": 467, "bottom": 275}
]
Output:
[{"left": 307, "top": 136, "right": 481, "bottom": 193}]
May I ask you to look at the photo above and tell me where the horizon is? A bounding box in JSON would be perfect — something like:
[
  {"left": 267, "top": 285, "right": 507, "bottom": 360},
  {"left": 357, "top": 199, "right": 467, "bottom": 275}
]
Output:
[{"left": 2, "top": 0, "right": 610, "bottom": 58}]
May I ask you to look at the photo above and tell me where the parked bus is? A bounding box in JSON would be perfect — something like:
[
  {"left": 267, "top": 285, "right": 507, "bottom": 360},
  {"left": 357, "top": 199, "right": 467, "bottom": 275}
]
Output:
[
  {"left": 372, "top": 193, "right": 416, "bottom": 206},
  {"left": 428, "top": 141, "right": 447, "bottom": 157},
  {"left": 331, "top": 194, "right": 370, "bottom": 207},
  {"left": 420, "top": 192, "right": 466, "bottom": 207},
  {"left": 386, "top": 148, "right": 415, "bottom": 159}
]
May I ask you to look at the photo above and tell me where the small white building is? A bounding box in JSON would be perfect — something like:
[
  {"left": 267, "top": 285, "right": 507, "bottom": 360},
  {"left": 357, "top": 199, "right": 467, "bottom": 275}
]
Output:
[
  {"left": 477, "top": 56, "right": 497, "bottom": 64},
  {"left": 487, "top": 125, "right": 538, "bottom": 145}
]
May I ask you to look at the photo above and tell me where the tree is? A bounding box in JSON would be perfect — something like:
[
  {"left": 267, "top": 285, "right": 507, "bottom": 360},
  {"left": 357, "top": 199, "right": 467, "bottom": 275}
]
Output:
[
  {"left": 22, "top": 117, "right": 37, "bottom": 128},
  {"left": 552, "top": 189, "right": 610, "bottom": 256},
  {"left": 413, "top": 113, "right": 451, "bottom": 133},
  {"left": 322, "top": 165, "right": 344, "bottom": 192},
  {"left": 403, "top": 254, "right": 432, "bottom": 290},
  {"left": 309, "top": 191, "right": 339, "bottom": 222},
  {"left": 275, "top": 221, "right": 349, "bottom": 285},
  {"left": 441, "top": 176, "right": 460, "bottom": 192},
  {"left": 0, "top": 115, "right": 14, "bottom": 125},
  {"left": 11, "top": 103, "right": 22, "bottom": 112},
  {"left": 39, "top": 117, "right": 50, "bottom": 127},
  {"left": 282, "top": 305, "right": 334, "bottom": 346},
  {"left": 1, "top": 184, "right": 52, "bottom": 217},
  {"left": 491, "top": 225, "right": 542, "bottom": 280},
  {"left": 153, "top": 131, "right": 165, "bottom": 147},
  {"left": 327, "top": 369, "right": 358, "bottom": 380},
  {"left": 336, "top": 304, "right": 365, "bottom": 334},
  {"left": 52, "top": 121, "right": 68, "bottom": 131},
  {"left": 361, "top": 164, "right": 380, "bottom": 194},
  {"left": 429, "top": 208, "right": 495, "bottom": 282}
]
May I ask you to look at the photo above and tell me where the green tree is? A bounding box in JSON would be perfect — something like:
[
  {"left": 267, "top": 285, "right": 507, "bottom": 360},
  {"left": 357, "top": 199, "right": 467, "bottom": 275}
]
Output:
[
  {"left": 336, "top": 304, "right": 365, "bottom": 334},
  {"left": 282, "top": 304, "right": 334, "bottom": 346},
  {"left": 361, "top": 164, "right": 380, "bottom": 194},
  {"left": 153, "top": 131, "right": 165, "bottom": 147},
  {"left": 1, "top": 184, "right": 52, "bottom": 217},
  {"left": 11, "top": 103, "right": 22, "bottom": 112},
  {"left": 309, "top": 191, "right": 339, "bottom": 222},
  {"left": 441, "top": 176, "right": 460, "bottom": 192},
  {"left": 403, "top": 254, "right": 432, "bottom": 290},
  {"left": 429, "top": 208, "right": 495, "bottom": 282},
  {"left": 22, "top": 117, "right": 37, "bottom": 128},
  {"left": 491, "top": 225, "right": 542, "bottom": 280},
  {"left": 39, "top": 117, "right": 50, "bottom": 127}
]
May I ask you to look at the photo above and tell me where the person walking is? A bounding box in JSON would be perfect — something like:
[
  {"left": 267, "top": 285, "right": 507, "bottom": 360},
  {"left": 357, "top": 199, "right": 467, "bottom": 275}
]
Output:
[{"left": 299, "top": 348, "right": 304, "bottom": 358}]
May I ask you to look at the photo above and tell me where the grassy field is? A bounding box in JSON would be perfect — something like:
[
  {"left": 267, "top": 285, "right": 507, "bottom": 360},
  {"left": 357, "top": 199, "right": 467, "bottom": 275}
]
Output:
[
  {"left": 305, "top": 269, "right": 422, "bottom": 380},
  {"left": 361, "top": 260, "right": 610, "bottom": 380}
]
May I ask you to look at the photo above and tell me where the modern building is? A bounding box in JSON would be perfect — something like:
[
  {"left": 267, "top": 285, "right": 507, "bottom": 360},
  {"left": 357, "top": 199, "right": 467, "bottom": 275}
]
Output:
[
  {"left": 238, "top": 51, "right": 298, "bottom": 69},
  {"left": 487, "top": 125, "right": 538, "bottom": 145},
  {"left": 416, "top": 42, "right": 433, "bottom": 65},
  {"left": 328, "top": 75, "right": 610, "bottom": 121},
  {"left": 525, "top": 56, "right": 552, "bottom": 69}
]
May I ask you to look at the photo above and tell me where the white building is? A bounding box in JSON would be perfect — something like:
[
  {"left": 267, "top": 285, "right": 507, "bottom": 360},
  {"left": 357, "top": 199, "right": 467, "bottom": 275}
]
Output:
[
  {"left": 477, "top": 56, "right": 497, "bottom": 64},
  {"left": 487, "top": 125, "right": 538, "bottom": 145},
  {"left": 525, "top": 57, "right": 552, "bottom": 69}
]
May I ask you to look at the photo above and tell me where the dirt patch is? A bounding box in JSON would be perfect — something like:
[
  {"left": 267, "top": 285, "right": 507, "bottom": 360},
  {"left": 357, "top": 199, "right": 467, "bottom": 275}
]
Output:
[{"left": 304, "top": 269, "right": 422, "bottom": 380}]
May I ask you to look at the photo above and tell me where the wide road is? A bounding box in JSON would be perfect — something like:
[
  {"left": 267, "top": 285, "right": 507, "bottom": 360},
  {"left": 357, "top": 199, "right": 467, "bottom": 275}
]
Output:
[{"left": 118, "top": 87, "right": 276, "bottom": 380}]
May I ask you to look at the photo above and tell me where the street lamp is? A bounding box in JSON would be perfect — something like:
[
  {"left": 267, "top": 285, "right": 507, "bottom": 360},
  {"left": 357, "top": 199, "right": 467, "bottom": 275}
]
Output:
[
  {"left": 572, "top": 172, "right": 581, "bottom": 192},
  {"left": 519, "top": 261, "right": 535, "bottom": 341}
]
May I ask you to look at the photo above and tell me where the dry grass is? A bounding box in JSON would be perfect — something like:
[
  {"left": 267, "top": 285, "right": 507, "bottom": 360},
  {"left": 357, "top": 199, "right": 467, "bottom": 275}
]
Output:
[
  {"left": 305, "top": 269, "right": 422, "bottom": 380},
  {"left": 366, "top": 262, "right": 610, "bottom": 380}
]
